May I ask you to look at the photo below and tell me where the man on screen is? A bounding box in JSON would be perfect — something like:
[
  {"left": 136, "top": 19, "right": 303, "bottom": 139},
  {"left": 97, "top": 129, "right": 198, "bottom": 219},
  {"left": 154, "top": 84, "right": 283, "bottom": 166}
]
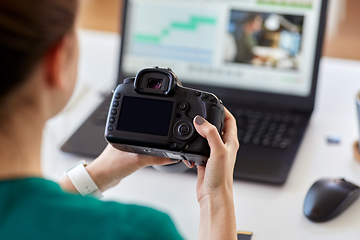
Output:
[{"left": 234, "top": 13, "right": 263, "bottom": 64}]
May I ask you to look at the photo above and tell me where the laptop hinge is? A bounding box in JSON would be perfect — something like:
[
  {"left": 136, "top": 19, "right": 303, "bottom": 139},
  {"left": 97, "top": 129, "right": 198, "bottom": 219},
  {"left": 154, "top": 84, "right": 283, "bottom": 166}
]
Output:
[{"left": 222, "top": 98, "right": 313, "bottom": 115}]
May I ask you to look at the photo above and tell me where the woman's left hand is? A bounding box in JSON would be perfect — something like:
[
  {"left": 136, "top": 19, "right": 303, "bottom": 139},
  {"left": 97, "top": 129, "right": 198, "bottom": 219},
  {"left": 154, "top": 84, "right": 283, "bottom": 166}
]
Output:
[{"left": 60, "top": 144, "right": 175, "bottom": 193}]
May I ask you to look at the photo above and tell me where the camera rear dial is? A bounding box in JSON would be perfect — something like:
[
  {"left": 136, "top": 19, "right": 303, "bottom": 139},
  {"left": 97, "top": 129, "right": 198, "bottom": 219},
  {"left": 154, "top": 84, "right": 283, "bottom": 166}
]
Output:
[{"left": 173, "top": 120, "right": 195, "bottom": 142}]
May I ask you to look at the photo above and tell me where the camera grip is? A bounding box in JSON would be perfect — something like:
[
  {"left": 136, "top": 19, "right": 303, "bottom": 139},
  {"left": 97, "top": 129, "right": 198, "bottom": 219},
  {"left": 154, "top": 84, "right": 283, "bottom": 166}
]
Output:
[{"left": 210, "top": 106, "right": 223, "bottom": 132}]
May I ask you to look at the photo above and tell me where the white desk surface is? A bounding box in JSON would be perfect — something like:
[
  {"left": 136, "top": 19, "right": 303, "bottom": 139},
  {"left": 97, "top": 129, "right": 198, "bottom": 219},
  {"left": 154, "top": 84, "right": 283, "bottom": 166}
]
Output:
[{"left": 41, "top": 30, "right": 360, "bottom": 240}]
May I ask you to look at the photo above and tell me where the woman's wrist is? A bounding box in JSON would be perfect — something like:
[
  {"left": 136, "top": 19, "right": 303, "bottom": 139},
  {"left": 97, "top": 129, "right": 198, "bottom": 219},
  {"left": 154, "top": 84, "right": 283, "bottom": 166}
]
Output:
[
  {"left": 198, "top": 178, "right": 234, "bottom": 204},
  {"left": 198, "top": 187, "right": 234, "bottom": 208},
  {"left": 198, "top": 190, "right": 237, "bottom": 240},
  {"left": 85, "top": 162, "right": 120, "bottom": 192},
  {"left": 59, "top": 176, "right": 78, "bottom": 193},
  {"left": 59, "top": 160, "right": 122, "bottom": 194},
  {"left": 59, "top": 144, "right": 176, "bottom": 195}
]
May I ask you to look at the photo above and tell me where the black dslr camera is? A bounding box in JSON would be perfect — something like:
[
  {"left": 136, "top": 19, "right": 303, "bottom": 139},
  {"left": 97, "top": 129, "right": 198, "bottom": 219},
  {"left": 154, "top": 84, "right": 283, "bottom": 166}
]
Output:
[{"left": 105, "top": 67, "right": 225, "bottom": 168}]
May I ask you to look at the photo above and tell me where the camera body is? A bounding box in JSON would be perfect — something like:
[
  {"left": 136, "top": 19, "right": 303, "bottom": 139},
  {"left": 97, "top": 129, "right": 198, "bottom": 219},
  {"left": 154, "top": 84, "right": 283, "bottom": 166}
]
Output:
[{"left": 105, "top": 67, "right": 225, "bottom": 166}]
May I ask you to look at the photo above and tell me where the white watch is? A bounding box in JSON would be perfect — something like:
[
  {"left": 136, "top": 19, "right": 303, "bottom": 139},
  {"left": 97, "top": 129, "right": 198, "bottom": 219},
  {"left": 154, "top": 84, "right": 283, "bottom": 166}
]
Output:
[{"left": 65, "top": 160, "right": 103, "bottom": 198}]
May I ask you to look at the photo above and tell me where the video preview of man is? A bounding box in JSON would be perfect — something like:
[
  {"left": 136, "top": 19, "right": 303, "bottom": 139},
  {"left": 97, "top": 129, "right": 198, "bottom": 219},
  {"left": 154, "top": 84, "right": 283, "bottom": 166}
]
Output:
[{"left": 225, "top": 10, "right": 304, "bottom": 71}]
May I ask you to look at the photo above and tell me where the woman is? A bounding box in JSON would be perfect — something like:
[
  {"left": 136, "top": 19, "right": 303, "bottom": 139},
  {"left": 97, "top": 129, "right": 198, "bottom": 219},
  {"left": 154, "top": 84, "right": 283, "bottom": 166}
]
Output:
[{"left": 0, "top": 0, "right": 239, "bottom": 239}]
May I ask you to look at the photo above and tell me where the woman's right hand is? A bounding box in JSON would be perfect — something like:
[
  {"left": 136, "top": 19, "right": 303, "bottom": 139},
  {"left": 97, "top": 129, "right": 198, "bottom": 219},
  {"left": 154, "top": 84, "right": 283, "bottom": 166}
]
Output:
[
  {"left": 191, "top": 108, "right": 239, "bottom": 240},
  {"left": 192, "top": 107, "right": 239, "bottom": 203}
]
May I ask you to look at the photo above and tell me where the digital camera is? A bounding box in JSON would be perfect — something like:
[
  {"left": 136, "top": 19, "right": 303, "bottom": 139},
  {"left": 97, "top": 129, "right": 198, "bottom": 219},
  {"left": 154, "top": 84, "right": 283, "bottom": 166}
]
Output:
[{"left": 105, "top": 67, "right": 225, "bottom": 167}]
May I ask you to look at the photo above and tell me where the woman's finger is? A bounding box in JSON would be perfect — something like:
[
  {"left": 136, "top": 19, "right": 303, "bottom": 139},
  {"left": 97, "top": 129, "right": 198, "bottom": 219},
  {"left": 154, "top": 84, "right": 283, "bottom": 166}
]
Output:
[
  {"left": 193, "top": 115, "right": 226, "bottom": 153},
  {"left": 222, "top": 108, "right": 239, "bottom": 149},
  {"left": 138, "top": 154, "right": 174, "bottom": 166},
  {"left": 182, "top": 160, "right": 195, "bottom": 168}
]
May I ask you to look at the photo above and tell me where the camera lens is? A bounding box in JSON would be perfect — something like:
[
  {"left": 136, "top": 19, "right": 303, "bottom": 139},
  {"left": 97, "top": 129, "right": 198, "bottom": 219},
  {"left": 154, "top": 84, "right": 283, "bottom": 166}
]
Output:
[{"left": 148, "top": 78, "right": 162, "bottom": 89}]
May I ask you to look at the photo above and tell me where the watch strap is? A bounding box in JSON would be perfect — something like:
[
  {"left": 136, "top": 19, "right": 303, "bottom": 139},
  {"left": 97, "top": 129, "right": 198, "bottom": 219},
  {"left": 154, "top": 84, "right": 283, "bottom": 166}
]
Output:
[{"left": 66, "top": 161, "right": 103, "bottom": 198}]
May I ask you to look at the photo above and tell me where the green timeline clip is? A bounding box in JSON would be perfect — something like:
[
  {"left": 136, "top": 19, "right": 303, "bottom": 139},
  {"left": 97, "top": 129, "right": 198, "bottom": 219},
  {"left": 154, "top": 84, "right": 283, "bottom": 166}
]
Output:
[{"left": 134, "top": 15, "right": 217, "bottom": 44}]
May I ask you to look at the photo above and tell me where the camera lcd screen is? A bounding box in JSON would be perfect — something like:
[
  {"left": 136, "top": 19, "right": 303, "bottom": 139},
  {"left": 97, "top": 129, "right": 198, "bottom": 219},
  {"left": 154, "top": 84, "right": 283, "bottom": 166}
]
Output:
[{"left": 117, "top": 96, "right": 174, "bottom": 136}]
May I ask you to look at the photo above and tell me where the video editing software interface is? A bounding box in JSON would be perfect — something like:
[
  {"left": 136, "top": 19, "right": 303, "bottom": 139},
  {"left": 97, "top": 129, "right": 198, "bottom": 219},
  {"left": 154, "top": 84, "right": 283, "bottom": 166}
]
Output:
[{"left": 121, "top": 0, "right": 322, "bottom": 97}]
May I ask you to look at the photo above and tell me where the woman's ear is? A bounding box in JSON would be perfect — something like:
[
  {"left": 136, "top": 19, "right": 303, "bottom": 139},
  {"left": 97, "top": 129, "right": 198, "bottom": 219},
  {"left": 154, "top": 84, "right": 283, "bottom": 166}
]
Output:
[
  {"left": 42, "top": 31, "right": 79, "bottom": 117},
  {"left": 44, "top": 34, "right": 72, "bottom": 90}
]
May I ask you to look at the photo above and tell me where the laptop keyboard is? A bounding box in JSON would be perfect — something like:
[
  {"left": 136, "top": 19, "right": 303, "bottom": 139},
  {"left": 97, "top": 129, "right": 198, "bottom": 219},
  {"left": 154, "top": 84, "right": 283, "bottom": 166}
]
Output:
[
  {"left": 229, "top": 108, "right": 303, "bottom": 149},
  {"left": 89, "top": 98, "right": 302, "bottom": 150}
]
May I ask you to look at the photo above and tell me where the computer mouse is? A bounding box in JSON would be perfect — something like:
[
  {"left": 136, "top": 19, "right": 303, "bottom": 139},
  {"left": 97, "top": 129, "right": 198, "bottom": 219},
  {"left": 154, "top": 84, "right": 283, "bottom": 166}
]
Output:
[{"left": 303, "top": 178, "right": 360, "bottom": 222}]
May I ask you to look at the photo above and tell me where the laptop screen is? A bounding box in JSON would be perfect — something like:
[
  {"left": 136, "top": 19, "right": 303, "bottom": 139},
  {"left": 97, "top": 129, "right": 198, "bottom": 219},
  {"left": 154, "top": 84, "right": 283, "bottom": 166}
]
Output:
[{"left": 120, "top": 0, "right": 323, "bottom": 97}]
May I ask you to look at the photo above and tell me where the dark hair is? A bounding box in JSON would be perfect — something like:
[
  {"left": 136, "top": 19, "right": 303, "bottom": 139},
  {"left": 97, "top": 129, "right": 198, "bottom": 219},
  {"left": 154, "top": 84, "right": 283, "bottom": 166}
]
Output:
[{"left": 0, "top": 0, "right": 78, "bottom": 100}]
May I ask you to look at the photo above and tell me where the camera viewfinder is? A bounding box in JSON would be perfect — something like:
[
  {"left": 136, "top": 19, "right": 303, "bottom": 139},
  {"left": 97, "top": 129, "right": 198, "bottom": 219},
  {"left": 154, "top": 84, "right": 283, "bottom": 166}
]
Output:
[
  {"left": 134, "top": 68, "right": 178, "bottom": 95},
  {"left": 148, "top": 78, "right": 163, "bottom": 89}
]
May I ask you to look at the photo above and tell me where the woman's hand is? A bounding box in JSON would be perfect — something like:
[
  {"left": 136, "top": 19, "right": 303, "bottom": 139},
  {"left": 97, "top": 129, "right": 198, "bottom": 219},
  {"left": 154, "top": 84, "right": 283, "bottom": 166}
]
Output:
[
  {"left": 60, "top": 145, "right": 175, "bottom": 193},
  {"left": 84, "top": 107, "right": 239, "bottom": 197},
  {"left": 188, "top": 108, "right": 239, "bottom": 202},
  {"left": 191, "top": 108, "right": 239, "bottom": 240},
  {"left": 88, "top": 145, "right": 178, "bottom": 192}
]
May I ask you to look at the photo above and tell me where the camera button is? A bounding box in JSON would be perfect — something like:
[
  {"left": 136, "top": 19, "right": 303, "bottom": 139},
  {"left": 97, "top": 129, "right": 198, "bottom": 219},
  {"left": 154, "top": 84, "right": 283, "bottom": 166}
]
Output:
[
  {"left": 108, "top": 125, "right": 114, "bottom": 131},
  {"left": 143, "top": 149, "right": 153, "bottom": 154},
  {"left": 111, "top": 109, "right": 117, "bottom": 115},
  {"left": 109, "top": 117, "right": 116, "bottom": 123},
  {"left": 179, "top": 125, "right": 190, "bottom": 135},
  {"left": 210, "top": 96, "right": 216, "bottom": 102},
  {"left": 201, "top": 93, "right": 208, "bottom": 100},
  {"left": 178, "top": 102, "right": 189, "bottom": 111},
  {"left": 173, "top": 120, "right": 195, "bottom": 141},
  {"left": 113, "top": 101, "right": 119, "bottom": 107},
  {"left": 115, "top": 93, "right": 121, "bottom": 99},
  {"left": 195, "top": 91, "right": 201, "bottom": 96},
  {"left": 170, "top": 142, "right": 181, "bottom": 149}
]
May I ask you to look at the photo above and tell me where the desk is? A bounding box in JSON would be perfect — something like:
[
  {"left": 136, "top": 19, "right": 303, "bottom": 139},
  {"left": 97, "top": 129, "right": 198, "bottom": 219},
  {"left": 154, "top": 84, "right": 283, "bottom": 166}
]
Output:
[{"left": 42, "top": 30, "right": 360, "bottom": 240}]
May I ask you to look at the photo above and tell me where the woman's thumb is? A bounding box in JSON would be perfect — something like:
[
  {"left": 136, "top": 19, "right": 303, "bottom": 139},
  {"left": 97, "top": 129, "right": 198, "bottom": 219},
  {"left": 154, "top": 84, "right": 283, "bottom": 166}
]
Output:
[{"left": 193, "top": 116, "right": 224, "bottom": 151}]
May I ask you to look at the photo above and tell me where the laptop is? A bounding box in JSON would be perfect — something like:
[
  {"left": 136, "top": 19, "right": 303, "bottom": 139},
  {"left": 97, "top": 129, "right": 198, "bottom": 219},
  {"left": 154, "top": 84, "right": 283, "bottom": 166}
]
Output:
[{"left": 62, "top": 0, "right": 328, "bottom": 184}]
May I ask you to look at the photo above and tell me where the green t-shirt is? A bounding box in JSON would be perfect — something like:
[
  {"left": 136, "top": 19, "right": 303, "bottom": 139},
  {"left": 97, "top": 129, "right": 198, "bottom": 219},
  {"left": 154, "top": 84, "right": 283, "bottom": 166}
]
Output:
[{"left": 0, "top": 178, "right": 183, "bottom": 240}]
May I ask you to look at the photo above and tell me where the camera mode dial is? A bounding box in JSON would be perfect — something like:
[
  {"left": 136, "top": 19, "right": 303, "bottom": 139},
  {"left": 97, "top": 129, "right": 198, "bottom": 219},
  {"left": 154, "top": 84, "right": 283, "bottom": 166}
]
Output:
[{"left": 173, "top": 120, "right": 195, "bottom": 141}]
